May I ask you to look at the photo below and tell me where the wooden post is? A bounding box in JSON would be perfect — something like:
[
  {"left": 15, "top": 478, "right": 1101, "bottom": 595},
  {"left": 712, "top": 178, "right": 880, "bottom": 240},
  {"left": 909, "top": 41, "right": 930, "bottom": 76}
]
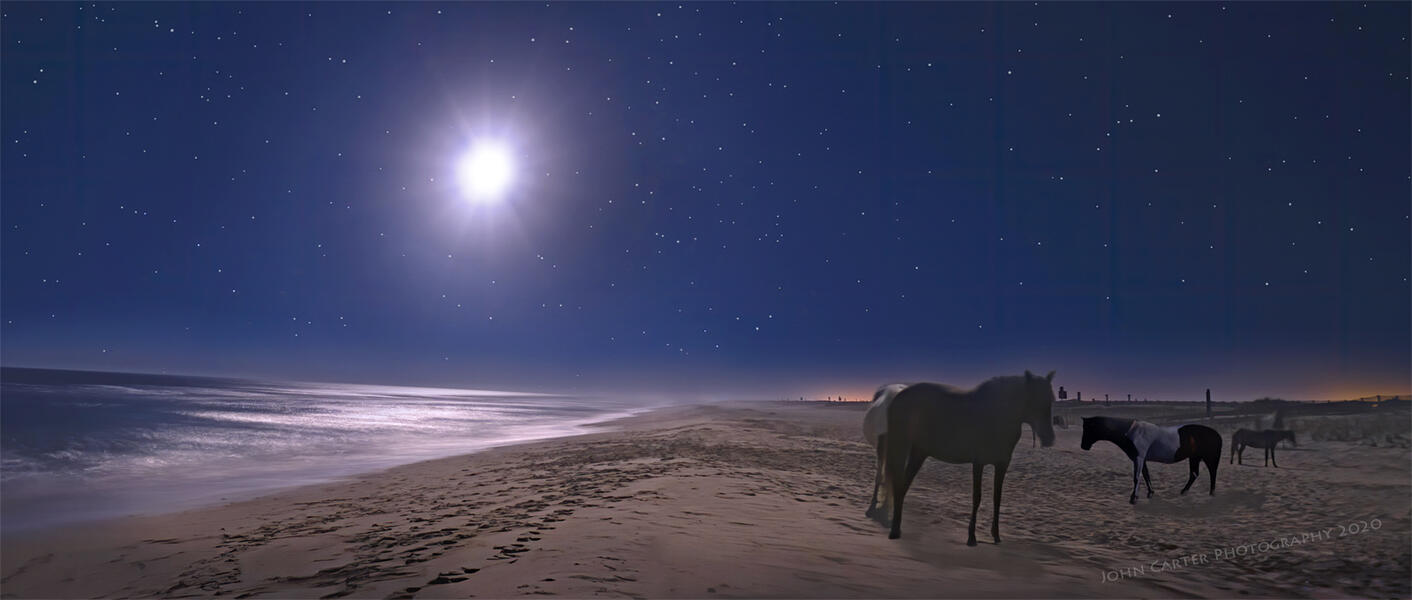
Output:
[{"left": 1206, "top": 388, "right": 1212, "bottom": 420}]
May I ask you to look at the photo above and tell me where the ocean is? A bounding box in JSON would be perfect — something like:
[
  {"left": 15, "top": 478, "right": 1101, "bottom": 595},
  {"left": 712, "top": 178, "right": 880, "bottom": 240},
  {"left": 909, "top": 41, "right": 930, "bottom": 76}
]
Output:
[{"left": 0, "top": 368, "right": 658, "bottom": 532}]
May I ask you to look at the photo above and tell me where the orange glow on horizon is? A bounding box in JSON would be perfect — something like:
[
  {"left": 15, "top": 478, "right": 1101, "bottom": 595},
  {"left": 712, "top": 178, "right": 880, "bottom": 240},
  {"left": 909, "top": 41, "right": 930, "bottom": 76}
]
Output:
[
  {"left": 791, "top": 388, "right": 877, "bottom": 403},
  {"left": 796, "top": 383, "right": 1410, "bottom": 404}
]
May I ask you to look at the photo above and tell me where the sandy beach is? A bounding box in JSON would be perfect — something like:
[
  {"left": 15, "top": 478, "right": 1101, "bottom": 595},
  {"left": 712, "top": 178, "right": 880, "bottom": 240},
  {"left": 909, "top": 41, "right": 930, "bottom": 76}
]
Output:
[{"left": 3, "top": 401, "right": 1408, "bottom": 599}]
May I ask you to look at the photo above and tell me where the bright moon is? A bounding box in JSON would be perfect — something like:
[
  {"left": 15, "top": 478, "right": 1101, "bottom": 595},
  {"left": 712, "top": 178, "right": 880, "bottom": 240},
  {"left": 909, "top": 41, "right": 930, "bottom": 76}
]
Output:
[{"left": 456, "top": 143, "right": 514, "bottom": 201}]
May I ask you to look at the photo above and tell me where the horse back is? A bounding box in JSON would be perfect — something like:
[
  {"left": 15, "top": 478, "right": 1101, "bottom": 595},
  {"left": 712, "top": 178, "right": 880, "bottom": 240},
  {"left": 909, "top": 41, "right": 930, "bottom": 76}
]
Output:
[
  {"left": 1138, "top": 424, "right": 1184, "bottom": 463},
  {"left": 1235, "top": 428, "right": 1285, "bottom": 448},
  {"left": 1175, "top": 424, "right": 1223, "bottom": 460},
  {"left": 888, "top": 382, "right": 988, "bottom": 424},
  {"left": 887, "top": 383, "right": 1022, "bottom": 463}
]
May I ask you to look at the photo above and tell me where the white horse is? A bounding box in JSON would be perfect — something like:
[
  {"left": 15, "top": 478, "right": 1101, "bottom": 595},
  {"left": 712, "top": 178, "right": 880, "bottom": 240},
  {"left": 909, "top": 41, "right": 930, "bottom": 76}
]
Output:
[{"left": 863, "top": 383, "right": 909, "bottom": 524}]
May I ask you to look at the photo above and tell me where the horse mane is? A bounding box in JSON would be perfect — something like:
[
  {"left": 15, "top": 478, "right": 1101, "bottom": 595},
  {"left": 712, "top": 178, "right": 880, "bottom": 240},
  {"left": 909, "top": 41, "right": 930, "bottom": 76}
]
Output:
[{"left": 1089, "top": 415, "right": 1137, "bottom": 437}]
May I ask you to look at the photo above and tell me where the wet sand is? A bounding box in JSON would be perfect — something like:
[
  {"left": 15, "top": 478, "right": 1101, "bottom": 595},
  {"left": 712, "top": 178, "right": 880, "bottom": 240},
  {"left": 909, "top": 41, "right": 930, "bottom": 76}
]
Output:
[{"left": 3, "top": 401, "right": 1408, "bottom": 598}]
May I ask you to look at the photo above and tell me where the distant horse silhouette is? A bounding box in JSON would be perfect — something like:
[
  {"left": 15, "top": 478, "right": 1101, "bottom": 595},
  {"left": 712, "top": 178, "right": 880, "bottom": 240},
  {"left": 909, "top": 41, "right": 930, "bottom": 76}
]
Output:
[
  {"left": 862, "top": 383, "right": 909, "bottom": 524},
  {"left": 1231, "top": 429, "right": 1296, "bottom": 467},
  {"left": 883, "top": 371, "right": 1056, "bottom": 545},
  {"left": 1081, "top": 417, "right": 1222, "bottom": 503}
]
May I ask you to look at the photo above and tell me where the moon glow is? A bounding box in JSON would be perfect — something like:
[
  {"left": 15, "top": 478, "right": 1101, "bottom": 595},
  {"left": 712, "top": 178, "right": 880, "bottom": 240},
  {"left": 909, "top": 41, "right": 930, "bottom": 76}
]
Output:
[{"left": 456, "top": 142, "right": 515, "bottom": 202}]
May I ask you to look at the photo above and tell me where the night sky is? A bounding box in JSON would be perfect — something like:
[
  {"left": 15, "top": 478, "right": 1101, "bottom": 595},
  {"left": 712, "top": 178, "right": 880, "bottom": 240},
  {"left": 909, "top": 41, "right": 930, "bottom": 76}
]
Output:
[{"left": 2, "top": 2, "right": 1408, "bottom": 401}]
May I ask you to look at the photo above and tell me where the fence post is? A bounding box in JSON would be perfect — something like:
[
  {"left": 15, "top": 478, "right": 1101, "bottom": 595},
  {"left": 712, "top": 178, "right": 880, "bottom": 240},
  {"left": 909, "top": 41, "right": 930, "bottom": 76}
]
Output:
[{"left": 1206, "top": 388, "right": 1212, "bottom": 421}]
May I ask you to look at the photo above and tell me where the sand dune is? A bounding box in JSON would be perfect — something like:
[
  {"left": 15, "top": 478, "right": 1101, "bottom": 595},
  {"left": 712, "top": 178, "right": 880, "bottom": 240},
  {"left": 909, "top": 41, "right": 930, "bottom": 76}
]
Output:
[{"left": 3, "top": 402, "right": 1408, "bottom": 598}]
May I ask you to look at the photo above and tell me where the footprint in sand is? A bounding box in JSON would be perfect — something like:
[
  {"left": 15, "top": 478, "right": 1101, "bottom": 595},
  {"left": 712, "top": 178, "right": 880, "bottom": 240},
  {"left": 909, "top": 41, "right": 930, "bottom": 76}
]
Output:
[{"left": 427, "top": 572, "right": 469, "bottom": 585}]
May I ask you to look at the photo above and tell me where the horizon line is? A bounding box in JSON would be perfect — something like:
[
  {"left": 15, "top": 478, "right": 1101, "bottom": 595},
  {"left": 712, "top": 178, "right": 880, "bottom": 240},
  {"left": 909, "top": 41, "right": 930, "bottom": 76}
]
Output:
[{"left": 4, "top": 364, "right": 1407, "bottom": 405}]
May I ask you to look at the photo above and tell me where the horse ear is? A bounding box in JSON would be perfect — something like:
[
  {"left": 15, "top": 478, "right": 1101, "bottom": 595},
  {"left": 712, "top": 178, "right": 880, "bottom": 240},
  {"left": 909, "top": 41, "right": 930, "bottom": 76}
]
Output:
[{"left": 1046, "top": 370, "right": 1055, "bottom": 382}]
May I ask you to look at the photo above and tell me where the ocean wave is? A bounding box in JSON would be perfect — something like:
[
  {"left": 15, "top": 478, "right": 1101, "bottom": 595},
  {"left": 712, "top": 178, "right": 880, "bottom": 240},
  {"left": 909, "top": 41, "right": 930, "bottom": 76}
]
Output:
[{"left": 0, "top": 370, "right": 658, "bottom": 531}]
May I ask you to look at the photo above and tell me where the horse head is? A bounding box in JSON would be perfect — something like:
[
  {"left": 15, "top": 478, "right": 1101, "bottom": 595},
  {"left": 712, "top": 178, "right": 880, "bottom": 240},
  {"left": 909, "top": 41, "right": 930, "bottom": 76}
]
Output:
[
  {"left": 1078, "top": 415, "right": 1112, "bottom": 448},
  {"left": 1022, "top": 370, "right": 1057, "bottom": 447}
]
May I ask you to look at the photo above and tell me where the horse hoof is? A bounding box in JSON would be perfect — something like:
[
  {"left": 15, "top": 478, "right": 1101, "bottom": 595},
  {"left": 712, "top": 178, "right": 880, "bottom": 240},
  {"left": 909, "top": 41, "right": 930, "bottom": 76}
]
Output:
[
  {"left": 1129, "top": 496, "right": 1137, "bottom": 504},
  {"left": 993, "top": 536, "right": 1002, "bottom": 544},
  {"left": 966, "top": 538, "right": 977, "bottom": 547},
  {"left": 888, "top": 531, "right": 900, "bottom": 540},
  {"left": 1147, "top": 491, "right": 1154, "bottom": 498}
]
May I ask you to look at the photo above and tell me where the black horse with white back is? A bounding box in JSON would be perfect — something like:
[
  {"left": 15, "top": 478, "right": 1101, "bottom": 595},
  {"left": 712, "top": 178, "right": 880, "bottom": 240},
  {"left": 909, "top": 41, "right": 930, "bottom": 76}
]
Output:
[{"left": 1080, "top": 417, "right": 1222, "bottom": 504}]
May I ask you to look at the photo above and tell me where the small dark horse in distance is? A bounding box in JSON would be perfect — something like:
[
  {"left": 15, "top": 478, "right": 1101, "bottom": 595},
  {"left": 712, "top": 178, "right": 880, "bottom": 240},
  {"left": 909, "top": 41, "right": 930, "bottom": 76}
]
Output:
[
  {"left": 1081, "top": 417, "right": 1222, "bottom": 504},
  {"left": 1231, "top": 429, "right": 1296, "bottom": 467},
  {"left": 884, "top": 371, "right": 1056, "bottom": 546}
]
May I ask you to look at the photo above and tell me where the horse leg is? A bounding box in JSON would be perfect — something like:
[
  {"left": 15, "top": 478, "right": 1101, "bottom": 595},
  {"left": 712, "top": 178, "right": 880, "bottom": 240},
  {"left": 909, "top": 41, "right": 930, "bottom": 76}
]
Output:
[
  {"left": 887, "top": 445, "right": 925, "bottom": 539},
  {"left": 1237, "top": 444, "right": 1244, "bottom": 465},
  {"left": 885, "top": 436, "right": 911, "bottom": 539},
  {"left": 1230, "top": 441, "right": 1236, "bottom": 464},
  {"left": 1130, "top": 456, "right": 1144, "bottom": 504},
  {"left": 1263, "top": 447, "right": 1269, "bottom": 467},
  {"left": 867, "top": 434, "right": 885, "bottom": 519},
  {"left": 1142, "top": 463, "right": 1154, "bottom": 498},
  {"left": 991, "top": 462, "right": 1007, "bottom": 544},
  {"left": 1205, "top": 455, "right": 1219, "bottom": 495},
  {"left": 901, "top": 449, "right": 926, "bottom": 494},
  {"left": 1181, "top": 456, "right": 1199, "bottom": 494},
  {"left": 1270, "top": 446, "right": 1278, "bottom": 468},
  {"left": 886, "top": 429, "right": 909, "bottom": 536},
  {"left": 968, "top": 463, "right": 983, "bottom": 546}
]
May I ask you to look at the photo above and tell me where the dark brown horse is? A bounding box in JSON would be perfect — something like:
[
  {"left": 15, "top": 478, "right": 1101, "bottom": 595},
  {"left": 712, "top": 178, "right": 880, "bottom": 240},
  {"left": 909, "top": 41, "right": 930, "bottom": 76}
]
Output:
[
  {"left": 883, "top": 371, "right": 1056, "bottom": 546},
  {"left": 1231, "top": 429, "right": 1296, "bottom": 467}
]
